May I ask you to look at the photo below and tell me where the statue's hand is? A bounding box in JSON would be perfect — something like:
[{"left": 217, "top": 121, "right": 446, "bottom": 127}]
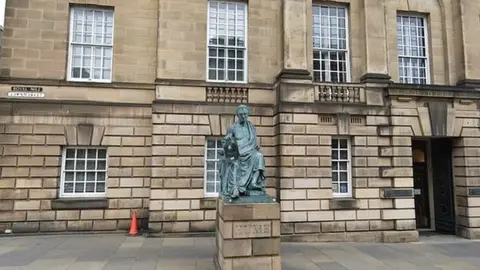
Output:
[{"left": 256, "top": 145, "right": 260, "bottom": 150}]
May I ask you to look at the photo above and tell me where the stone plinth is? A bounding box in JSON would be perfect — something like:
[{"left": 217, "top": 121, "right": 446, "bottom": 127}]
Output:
[{"left": 214, "top": 197, "right": 281, "bottom": 270}]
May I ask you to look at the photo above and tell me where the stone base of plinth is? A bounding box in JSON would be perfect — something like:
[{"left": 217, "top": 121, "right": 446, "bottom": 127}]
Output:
[{"left": 214, "top": 196, "right": 281, "bottom": 270}]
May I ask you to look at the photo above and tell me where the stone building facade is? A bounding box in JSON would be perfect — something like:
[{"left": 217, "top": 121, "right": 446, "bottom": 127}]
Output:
[{"left": 0, "top": 0, "right": 479, "bottom": 242}]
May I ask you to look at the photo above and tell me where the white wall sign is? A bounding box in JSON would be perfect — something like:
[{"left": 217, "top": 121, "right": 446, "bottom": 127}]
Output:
[{"left": 7, "top": 86, "right": 46, "bottom": 98}]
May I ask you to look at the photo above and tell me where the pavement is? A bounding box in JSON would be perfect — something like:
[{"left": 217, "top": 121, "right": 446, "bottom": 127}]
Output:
[{"left": 0, "top": 233, "right": 479, "bottom": 270}]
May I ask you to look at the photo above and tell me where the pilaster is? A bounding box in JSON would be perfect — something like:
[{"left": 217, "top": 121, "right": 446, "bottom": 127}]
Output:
[
  {"left": 361, "top": 0, "right": 390, "bottom": 84},
  {"left": 278, "top": 0, "right": 311, "bottom": 80}
]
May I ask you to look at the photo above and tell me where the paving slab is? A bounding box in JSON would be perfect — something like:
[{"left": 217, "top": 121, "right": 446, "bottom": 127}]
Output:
[{"left": 0, "top": 234, "right": 478, "bottom": 270}]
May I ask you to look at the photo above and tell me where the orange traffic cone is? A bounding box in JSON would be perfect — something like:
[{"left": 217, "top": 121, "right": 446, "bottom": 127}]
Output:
[{"left": 128, "top": 210, "right": 138, "bottom": 236}]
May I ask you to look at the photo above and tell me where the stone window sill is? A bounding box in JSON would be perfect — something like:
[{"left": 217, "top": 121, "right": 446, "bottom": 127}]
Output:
[
  {"left": 51, "top": 198, "right": 108, "bottom": 210},
  {"left": 329, "top": 198, "right": 360, "bottom": 210}
]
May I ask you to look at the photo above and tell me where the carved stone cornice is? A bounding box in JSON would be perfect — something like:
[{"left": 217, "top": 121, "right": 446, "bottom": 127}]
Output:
[
  {"left": 155, "top": 78, "right": 273, "bottom": 90},
  {"left": 387, "top": 83, "right": 479, "bottom": 99},
  {"left": 0, "top": 77, "right": 155, "bottom": 90}
]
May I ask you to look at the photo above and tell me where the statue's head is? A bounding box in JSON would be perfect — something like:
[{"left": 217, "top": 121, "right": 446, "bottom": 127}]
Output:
[{"left": 236, "top": 105, "right": 249, "bottom": 123}]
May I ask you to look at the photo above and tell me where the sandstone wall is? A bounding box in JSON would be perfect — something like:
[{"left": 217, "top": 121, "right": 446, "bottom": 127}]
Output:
[
  {"left": 0, "top": 0, "right": 157, "bottom": 82},
  {"left": 156, "top": 0, "right": 281, "bottom": 84},
  {"left": 0, "top": 101, "right": 152, "bottom": 233},
  {"left": 148, "top": 103, "right": 277, "bottom": 233},
  {"left": 276, "top": 103, "right": 417, "bottom": 242}
]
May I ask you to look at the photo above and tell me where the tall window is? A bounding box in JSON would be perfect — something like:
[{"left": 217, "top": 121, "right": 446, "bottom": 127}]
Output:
[
  {"left": 312, "top": 4, "right": 349, "bottom": 83},
  {"left": 207, "top": 1, "right": 247, "bottom": 83},
  {"left": 67, "top": 6, "right": 114, "bottom": 82},
  {"left": 204, "top": 138, "right": 222, "bottom": 196},
  {"left": 60, "top": 148, "right": 108, "bottom": 198},
  {"left": 397, "top": 14, "right": 429, "bottom": 84},
  {"left": 331, "top": 137, "right": 352, "bottom": 197}
]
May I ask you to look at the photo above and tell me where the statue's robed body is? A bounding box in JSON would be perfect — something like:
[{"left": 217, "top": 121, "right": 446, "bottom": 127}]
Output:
[{"left": 218, "top": 105, "right": 266, "bottom": 199}]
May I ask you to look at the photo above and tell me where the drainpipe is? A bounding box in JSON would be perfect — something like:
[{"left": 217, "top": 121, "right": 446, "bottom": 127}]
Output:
[{"left": 0, "top": 0, "right": 5, "bottom": 54}]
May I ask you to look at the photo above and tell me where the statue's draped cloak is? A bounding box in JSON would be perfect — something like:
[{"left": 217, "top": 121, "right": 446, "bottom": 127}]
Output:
[{"left": 224, "top": 120, "right": 266, "bottom": 193}]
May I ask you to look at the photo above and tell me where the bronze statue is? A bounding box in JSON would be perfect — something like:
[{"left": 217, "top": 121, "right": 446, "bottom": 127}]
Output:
[{"left": 218, "top": 105, "right": 266, "bottom": 200}]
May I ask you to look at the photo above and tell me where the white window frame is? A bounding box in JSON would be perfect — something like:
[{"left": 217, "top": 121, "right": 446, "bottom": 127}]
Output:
[
  {"left": 66, "top": 6, "right": 114, "bottom": 83},
  {"left": 60, "top": 147, "right": 108, "bottom": 198},
  {"left": 396, "top": 13, "right": 430, "bottom": 84},
  {"left": 312, "top": 4, "right": 351, "bottom": 83},
  {"left": 204, "top": 138, "right": 222, "bottom": 197},
  {"left": 331, "top": 136, "right": 352, "bottom": 198},
  {"left": 206, "top": 0, "right": 248, "bottom": 84}
]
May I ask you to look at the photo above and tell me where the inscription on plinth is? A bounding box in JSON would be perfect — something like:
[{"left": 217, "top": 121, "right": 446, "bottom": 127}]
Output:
[
  {"left": 215, "top": 198, "right": 281, "bottom": 270},
  {"left": 234, "top": 221, "right": 271, "bottom": 238}
]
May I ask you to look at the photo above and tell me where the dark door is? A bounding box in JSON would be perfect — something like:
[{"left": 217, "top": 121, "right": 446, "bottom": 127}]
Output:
[
  {"left": 412, "top": 140, "right": 431, "bottom": 229},
  {"left": 430, "top": 138, "right": 456, "bottom": 234}
]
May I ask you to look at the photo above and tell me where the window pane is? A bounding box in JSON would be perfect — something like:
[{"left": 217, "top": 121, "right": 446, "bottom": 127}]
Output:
[
  {"left": 66, "top": 160, "right": 75, "bottom": 170},
  {"left": 64, "top": 183, "right": 74, "bottom": 193},
  {"left": 86, "top": 183, "right": 95, "bottom": 192},
  {"left": 97, "top": 161, "right": 106, "bottom": 170},
  {"left": 87, "top": 149, "right": 96, "bottom": 159},
  {"left": 97, "top": 172, "right": 106, "bottom": 181},
  {"left": 75, "top": 183, "right": 84, "bottom": 192},
  {"left": 87, "top": 172, "right": 96, "bottom": 181},
  {"left": 204, "top": 139, "right": 222, "bottom": 195},
  {"left": 206, "top": 161, "right": 215, "bottom": 170},
  {"left": 76, "top": 149, "right": 86, "bottom": 158},
  {"left": 207, "top": 150, "right": 216, "bottom": 160},
  {"left": 332, "top": 183, "right": 338, "bottom": 193},
  {"left": 207, "top": 171, "right": 215, "bottom": 181},
  {"left": 312, "top": 5, "right": 349, "bottom": 83},
  {"left": 207, "top": 182, "right": 215, "bottom": 193},
  {"left": 80, "top": 68, "right": 90, "bottom": 79},
  {"left": 236, "top": 71, "right": 244, "bottom": 82},
  {"left": 98, "top": 149, "right": 107, "bottom": 158},
  {"left": 396, "top": 15, "right": 428, "bottom": 84},
  {"left": 65, "top": 172, "right": 74, "bottom": 181},
  {"left": 103, "top": 69, "right": 111, "bottom": 80},
  {"left": 62, "top": 147, "right": 108, "bottom": 196},
  {"left": 66, "top": 149, "right": 75, "bottom": 158},
  {"left": 69, "top": 8, "right": 113, "bottom": 81},
  {"left": 86, "top": 160, "right": 95, "bottom": 170},
  {"left": 228, "top": 70, "right": 235, "bottom": 81},
  {"left": 340, "top": 183, "right": 348, "bottom": 193},
  {"left": 209, "top": 58, "right": 216, "bottom": 69},
  {"left": 208, "top": 69, "right": 216, "bottom": 80},
  {"left": 332, "top": 150, "right": 338, "bottom": 160},
  {"left": 72, "top": 67, "right": 81, "bottom": 78},
  {"left": 76, "top": 160, "right": 85, "bottom": 170},
  {"left": 207, "top": 140, "right": 216, "bottom": 148},
  {"left": 332, "top": 172, "right": 338, "bottom": 182},
  {"left": 76, "top": 172, "right": 85, "bottom": 182},
  {"left": 331, "top": 137, "right": 350, "bottom": 196},
  {"left": 332, "top": 162, "right": 338, "bottom": 170},
  {"left": 97, "top": 182, "right": 105, "bottom": 192},
  {"left": 207, "top": 1, "right": 247, "bottom": 82},
  {"left": 218, "top": 70, "right": 225, "bottom": 80}
]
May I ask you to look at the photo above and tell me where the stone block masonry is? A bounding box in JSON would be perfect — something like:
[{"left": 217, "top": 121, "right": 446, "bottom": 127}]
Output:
[
  {"left": 277, "top": 107, "right": 418, "bottom": 243},
  {"left": 0, "top": 0, "right": 157, "bottom": 82},
  {"left": 214, "top": 198, "right": 281, "bottom": 270},
  {"left": 0, "top": 0, "right": 480, "bottom": 244},
  {"left": 0, "top": 102, "right": 152, "bottom": 233},
  {"left": 454, "top": 137, "right": 480, "bottom": 239},
  {"left": 148, "top": 103, "right": 277, "bottom": 234}
]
